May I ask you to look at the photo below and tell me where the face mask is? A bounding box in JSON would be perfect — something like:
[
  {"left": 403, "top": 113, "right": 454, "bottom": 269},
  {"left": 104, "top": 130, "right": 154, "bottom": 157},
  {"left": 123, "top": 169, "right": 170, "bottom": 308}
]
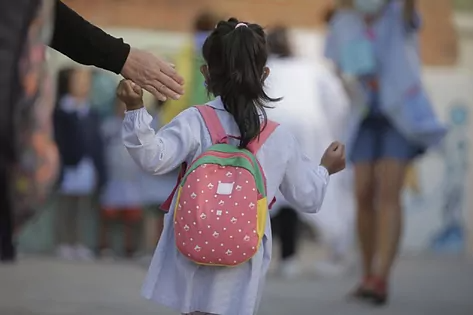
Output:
[{"left": 353, "top": 0, "right": 386, "bottom": 16}]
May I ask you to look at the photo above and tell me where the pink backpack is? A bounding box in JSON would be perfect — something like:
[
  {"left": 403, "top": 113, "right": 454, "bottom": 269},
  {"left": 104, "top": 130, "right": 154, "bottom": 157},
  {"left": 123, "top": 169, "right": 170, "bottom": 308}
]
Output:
[{"left": 161, "top": 105, "right": 278, "bottom": 267}]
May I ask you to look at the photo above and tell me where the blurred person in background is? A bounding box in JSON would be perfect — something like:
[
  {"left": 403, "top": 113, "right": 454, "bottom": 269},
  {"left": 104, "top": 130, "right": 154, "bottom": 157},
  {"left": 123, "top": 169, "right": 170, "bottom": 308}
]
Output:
[
  {"left": 148, "top": 11, "right": 219, "bottom": 256},
  {"left": 140, "top": 99, "right": 179, "bottom": 258},
  {"left": 100, "top": 99, "right": 143, "bottom": 259},
  {"left": 160, "top": 11, "right": 219, "bottom": 125},
  {"left": 0, "top": 0, "right": 184, "bottom": 263},
  {"left": 53, "top": 67, "right": 106, "bottom": 261},
  {"left": 265, "top": 26, "right": 305, "bottom": 278},
  {"left": 266, "top": 26, "right": 354, "bottom": 279},
  {"left": 324, "top": 0, "right": 446, "bottom": 304}
]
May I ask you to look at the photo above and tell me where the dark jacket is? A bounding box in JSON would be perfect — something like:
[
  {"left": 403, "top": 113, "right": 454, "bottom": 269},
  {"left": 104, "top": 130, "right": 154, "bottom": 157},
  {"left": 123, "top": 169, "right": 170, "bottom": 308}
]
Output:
[{"left": 53, "top": 106, "right": 107, "bottom": 191}]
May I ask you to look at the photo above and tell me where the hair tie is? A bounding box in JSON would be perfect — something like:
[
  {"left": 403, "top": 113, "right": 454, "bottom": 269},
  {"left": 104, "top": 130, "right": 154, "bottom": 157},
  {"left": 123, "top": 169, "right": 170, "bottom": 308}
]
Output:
[{"left": 235, "top": 23, "right": 248, "bottom": 29}]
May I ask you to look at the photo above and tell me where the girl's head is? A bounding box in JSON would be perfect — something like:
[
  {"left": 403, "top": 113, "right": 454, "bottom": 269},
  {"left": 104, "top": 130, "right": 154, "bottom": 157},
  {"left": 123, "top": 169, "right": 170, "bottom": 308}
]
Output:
[
  {"left": 267, "top": 26, "right": 292, "bottom": 58},
  {"left": 68, "top": 68, "right": 92, "bottom": 100},
  {"left": 201, "top": 18, "right": 280, "bottom": 148},
  {"left": 57, "top": 67, "right": 92, "bottom": 102},
  {"left": 56, "top": 67, "right": 73, "bottom": 102}
]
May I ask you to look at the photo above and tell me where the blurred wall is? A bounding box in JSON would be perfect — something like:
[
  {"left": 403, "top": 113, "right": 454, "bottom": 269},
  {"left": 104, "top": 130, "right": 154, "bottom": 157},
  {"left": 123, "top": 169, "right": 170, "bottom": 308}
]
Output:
[
  {"left": 454, "top": 13, "right": 473, "bottom": 73},
  {"left": 63, "top": 0, "right": 458, "bottom": 65}
]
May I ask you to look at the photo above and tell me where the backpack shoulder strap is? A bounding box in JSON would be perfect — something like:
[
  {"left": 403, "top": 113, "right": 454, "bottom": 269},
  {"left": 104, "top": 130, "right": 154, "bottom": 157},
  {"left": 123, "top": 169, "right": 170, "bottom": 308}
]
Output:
[
  {"left": 161, "top": 105, "right": 225, "bottom": 212},
  {"left": 247, "top": 120, "right": 279, "bottom": 209},
  {"left": 247, "top": 120, "right": 279, "bottom": 154},
  {"left": 195, "top": 105, "right": 227, "bottom": 144}
]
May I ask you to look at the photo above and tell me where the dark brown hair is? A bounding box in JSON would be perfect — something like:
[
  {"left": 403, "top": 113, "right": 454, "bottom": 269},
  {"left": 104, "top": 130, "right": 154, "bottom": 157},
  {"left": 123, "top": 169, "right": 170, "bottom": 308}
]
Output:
[
  {"left": 193, "top": 11, "right": 219, "bottom": 32},
  {"left": 267, "top": 26, "right": 292, "bottom": 58},
  {"left": 202, "top": 18, "right": 281, "bottom": 148}
]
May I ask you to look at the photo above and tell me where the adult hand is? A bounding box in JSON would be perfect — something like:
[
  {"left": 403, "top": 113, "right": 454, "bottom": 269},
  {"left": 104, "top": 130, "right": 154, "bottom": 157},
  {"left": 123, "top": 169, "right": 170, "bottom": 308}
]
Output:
[
  {"left": 320, "top": 141, "right": 346, "bottom": 175},
  {"left": 121, "top": 48, "right": 184, "bottom": 101}
]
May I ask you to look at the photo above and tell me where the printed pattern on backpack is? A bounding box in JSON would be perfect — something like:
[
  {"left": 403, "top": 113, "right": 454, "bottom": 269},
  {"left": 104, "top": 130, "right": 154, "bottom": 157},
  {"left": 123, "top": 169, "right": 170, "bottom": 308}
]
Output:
[{"left": 173, "top": 144, "right": 268, "bottom": 267}]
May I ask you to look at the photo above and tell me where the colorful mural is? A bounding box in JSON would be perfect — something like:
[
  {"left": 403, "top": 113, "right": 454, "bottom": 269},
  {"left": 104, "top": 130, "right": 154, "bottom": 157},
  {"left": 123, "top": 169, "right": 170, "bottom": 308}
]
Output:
[
  {"left": 402, "top": 100, "right": 470, "bottom": 254},
  {"left": 430, "top": 104, "right": 469, "bottom": 252}
]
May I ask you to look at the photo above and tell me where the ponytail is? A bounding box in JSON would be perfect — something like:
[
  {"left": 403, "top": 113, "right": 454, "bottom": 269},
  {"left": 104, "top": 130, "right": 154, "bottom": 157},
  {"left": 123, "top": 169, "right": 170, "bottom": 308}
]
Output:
[{"left": 202, "top": 18, "right": 280, "bottom": 148}]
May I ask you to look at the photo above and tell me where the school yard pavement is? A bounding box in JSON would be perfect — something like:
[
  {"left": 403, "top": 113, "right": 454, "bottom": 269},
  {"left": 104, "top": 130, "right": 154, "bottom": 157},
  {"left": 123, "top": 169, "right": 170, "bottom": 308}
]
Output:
[{"left": 1, "top": 255, "right": 472, "bottom": 315}]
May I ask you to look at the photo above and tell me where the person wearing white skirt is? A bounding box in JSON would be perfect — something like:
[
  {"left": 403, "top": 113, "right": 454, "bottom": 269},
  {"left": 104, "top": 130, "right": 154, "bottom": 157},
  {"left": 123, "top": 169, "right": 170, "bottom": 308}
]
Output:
[{"left": 266, "top": 26, "right": 355, "bottom": 278}]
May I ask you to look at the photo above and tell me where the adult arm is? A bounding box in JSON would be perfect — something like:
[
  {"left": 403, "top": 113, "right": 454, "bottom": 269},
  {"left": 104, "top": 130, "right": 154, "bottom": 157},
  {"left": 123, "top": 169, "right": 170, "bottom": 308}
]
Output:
[
  {"left": 50, "top": 0, "right": 184, "bottom": 100},
  {"left": 50, "top": 0, "right": 130, "bottom": 74}
]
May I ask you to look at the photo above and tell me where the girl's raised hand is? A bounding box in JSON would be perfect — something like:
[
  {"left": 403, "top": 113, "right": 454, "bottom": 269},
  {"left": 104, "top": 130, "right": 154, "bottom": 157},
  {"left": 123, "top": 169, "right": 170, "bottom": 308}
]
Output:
[
  {"left": 116, "top": 79, "right": 144, "bottom": 111},
  {"left": 320, "top": 141, "right": 346, "bottom": 175}
]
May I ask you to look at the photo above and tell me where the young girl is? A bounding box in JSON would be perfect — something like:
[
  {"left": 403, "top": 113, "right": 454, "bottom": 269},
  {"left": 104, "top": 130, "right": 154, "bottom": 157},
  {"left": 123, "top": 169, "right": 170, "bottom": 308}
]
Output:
[
  {"left": 119, "top": 18, "right": 345, "bottom": 315},
  {"left": 54, "top": 67, "right": 106, "bottom": 261}
]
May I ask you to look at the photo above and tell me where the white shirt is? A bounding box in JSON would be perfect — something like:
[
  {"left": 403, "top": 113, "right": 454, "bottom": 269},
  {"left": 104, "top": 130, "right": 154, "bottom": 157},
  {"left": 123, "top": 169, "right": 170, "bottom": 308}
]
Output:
[
  {"left": 265, "top": 57, "right": 355, "bottom": 239},
  {"left": 122, "top": 97, "right": 330, "bottom": 315}
]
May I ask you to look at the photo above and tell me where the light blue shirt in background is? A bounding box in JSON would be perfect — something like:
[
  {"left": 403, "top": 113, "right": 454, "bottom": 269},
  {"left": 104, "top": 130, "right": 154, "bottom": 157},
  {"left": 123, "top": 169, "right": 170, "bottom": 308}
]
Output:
[{"left": 324, "top": 0, "right": 447, "bottom": 149}]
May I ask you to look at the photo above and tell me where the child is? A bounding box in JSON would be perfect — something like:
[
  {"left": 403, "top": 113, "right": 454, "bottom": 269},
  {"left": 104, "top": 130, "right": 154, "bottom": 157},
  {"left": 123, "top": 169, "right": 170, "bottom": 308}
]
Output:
[
  {"left": 140, "top": 99, "right": 179, "bottom": 255},
  {"left": 265, "top": 25, "right": 355, "bottom": 278},
  {"left": 54, "top": 67, "right": 106, "bottom": 261},
  {"left": 100, "top": 99, "right": 143, "bottom": 258},
  {"left": 118, "top": 18, "right": 345, "bottom": 315}
]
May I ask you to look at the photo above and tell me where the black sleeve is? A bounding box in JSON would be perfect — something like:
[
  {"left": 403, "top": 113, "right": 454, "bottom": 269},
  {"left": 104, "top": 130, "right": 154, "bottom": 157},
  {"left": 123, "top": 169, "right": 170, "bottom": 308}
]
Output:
[{"left": 50, "top": 0, "right": 131, "bottom": 74}]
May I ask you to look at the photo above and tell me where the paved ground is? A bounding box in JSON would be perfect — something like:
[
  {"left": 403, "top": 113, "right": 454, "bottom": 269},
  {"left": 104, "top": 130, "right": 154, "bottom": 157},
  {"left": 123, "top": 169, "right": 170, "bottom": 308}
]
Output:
[{"left": 1, "top": 253, "right": 472, "bottom": 315}]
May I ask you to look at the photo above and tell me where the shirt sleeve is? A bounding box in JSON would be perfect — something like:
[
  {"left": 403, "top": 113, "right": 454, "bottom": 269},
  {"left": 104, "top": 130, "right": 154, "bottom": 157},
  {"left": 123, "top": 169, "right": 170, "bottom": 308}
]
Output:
[
  {"left": 122, "top": 107, "right": 200, "bottom": 175},
  {"left": 279, "top": 133, "right": 330, "bottom": 214},
  {"left": 50, "top": 0, "right": 130, "bottom": 74}
]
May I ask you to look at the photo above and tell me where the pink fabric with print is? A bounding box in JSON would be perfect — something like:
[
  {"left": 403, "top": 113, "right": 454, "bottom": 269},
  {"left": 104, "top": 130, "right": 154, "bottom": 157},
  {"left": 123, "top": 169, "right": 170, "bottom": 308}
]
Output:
[
  {"left": 171, "top": 105, "right": 278, "bottom": 267},
  {"left": 175, "top": 163, "right": 260, "bottom": 266}
]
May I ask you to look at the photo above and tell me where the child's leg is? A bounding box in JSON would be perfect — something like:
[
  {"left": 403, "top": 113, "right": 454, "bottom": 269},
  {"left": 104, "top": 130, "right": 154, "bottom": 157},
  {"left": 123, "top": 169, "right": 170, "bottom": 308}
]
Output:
[
  {"left": 143, "top": 204, "right": 164, "bottom": 253},
  {"left": 123, "top": 208, "right": 142, "bottom": 257},
  {"left": 100, "top": 208, "right": 116, "bottom": 254},
  {"left": 278, "top": 206, "right": 299, "bottom": 261},
  {"left": 75, "top": 196, "right": 96, "bottom": 260},
  {"left": 57, "top": 195, "right": 79, "bottom": 246}
]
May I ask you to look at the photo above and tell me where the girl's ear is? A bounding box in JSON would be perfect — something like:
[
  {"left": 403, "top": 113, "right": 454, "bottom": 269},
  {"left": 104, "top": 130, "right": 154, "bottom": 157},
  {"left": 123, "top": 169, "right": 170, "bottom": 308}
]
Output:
[
  {"left": 200, "top": 65, "right": 210, "bottom": 85},
  {"left": 262, "top": 66, "right": 270, "bottom": 82}
]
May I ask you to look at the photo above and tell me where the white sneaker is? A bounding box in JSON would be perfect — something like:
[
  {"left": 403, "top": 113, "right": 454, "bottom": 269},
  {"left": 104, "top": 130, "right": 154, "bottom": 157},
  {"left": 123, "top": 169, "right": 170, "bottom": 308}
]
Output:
[
  {"left": 75, "top": 244, "right": 95, "bottom": 261},
  {"left": 278, "top": 258, "right": 301, "bottom": 279},
  {"left": 56, "top": 245, "right": 76, "bottom": 261}
]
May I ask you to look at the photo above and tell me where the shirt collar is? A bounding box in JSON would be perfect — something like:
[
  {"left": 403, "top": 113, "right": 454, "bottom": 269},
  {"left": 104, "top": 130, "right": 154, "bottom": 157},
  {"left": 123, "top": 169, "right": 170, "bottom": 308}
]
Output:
[
  {"left": 204, "top": 96, "right": 265, "bottom": 119},
  {"left": 60, "top": 95, "right": 90, "bottom": 117},
  {"left": 206, "top": 96, "right": 225, "bottom": 110}
]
